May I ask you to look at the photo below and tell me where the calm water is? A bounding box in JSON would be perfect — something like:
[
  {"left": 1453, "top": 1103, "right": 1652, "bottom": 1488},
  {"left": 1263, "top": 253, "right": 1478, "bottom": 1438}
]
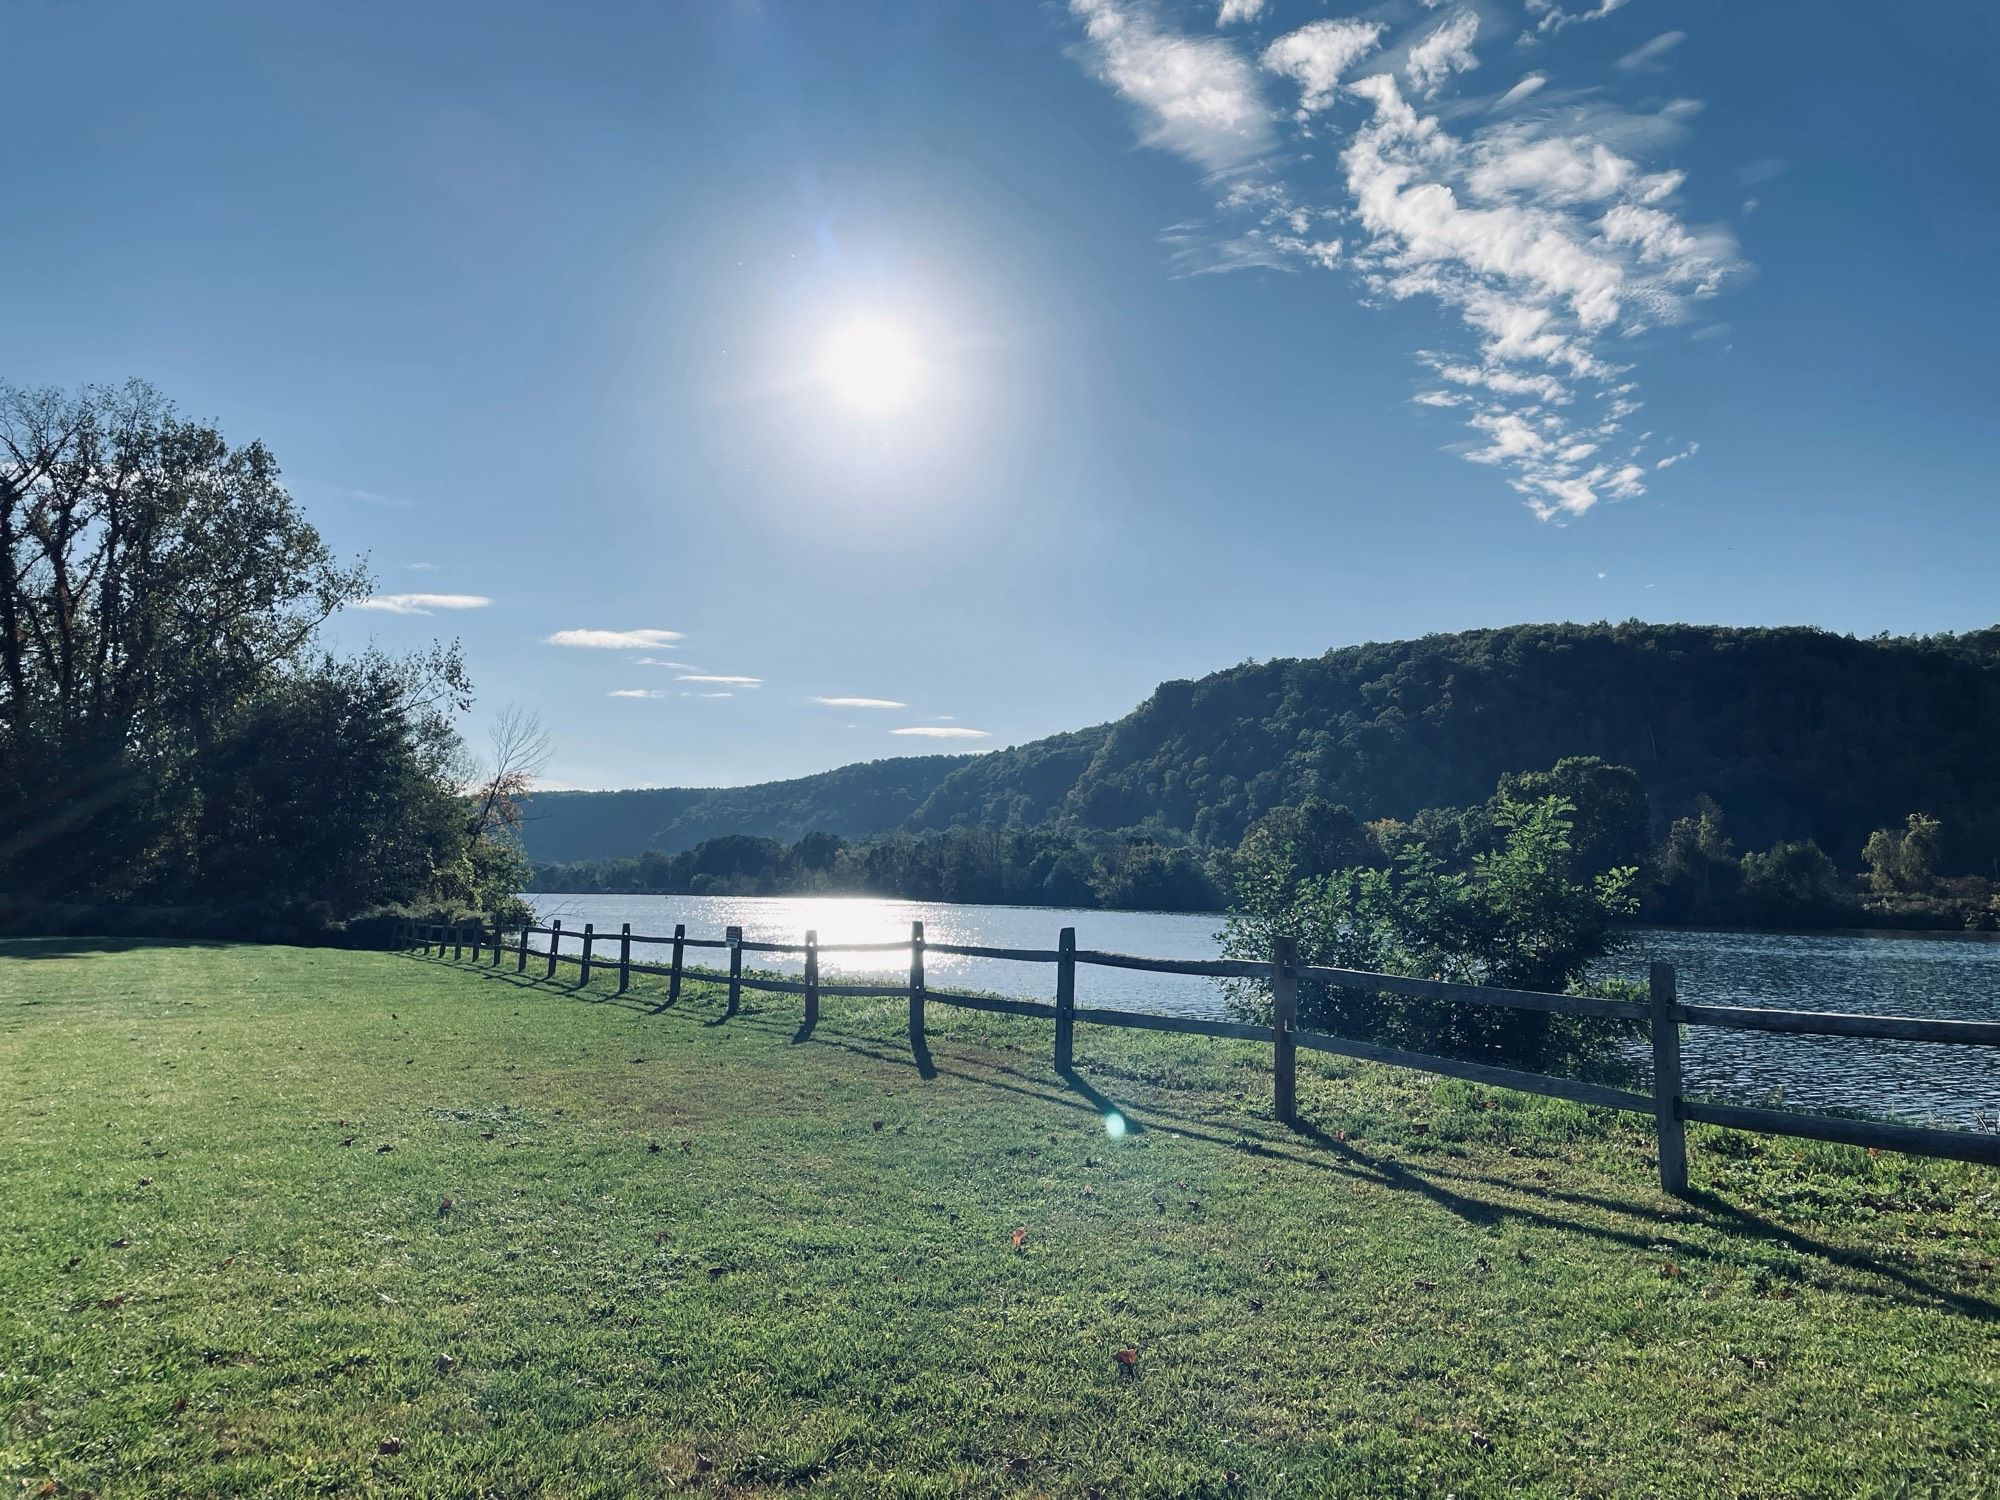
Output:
[{"left": 523, "top": 893, "right": 2000, "bottom": 1127}]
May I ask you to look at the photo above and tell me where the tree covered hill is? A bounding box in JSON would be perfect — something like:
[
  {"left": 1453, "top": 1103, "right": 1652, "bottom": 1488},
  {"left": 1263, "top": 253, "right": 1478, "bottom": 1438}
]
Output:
[{"left": 522, "top": 623, "right": 2000, "bottom": 871}]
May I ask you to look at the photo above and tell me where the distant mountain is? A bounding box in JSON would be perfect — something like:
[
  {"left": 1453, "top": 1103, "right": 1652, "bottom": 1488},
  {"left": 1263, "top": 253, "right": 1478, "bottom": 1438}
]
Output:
[
  {"left": 519, "top": 754, "right": 971, "bottom": 864},
  {"left": 521, "top": 623, "right": 2000, "bottom": 869}
]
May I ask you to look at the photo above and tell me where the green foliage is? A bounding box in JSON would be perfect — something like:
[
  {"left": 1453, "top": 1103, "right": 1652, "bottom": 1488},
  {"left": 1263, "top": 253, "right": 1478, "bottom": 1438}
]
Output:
[
  {"left": 532, "top": 824, "right": 1226, "bottom": 912},
  {"left": 0, "top": 379, "right": 506, "bottom": 928},
  {"left": 1222, "top": 791, "right": 1639, "bottom": 1071},
  {"left": 1865, "top": 811, "right": 1945, "bottom": 894}
]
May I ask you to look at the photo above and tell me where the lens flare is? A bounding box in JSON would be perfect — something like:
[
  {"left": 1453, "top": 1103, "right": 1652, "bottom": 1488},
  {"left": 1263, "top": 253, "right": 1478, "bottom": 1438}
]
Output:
[{"left": 1103, "top": 1111, "right": 1128, "bottom": 1139}]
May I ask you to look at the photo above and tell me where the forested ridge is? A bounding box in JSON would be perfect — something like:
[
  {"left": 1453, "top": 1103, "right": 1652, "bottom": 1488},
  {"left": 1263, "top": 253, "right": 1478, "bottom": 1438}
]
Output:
[{"left": 525, "top": 623, "right": 2000, "bottom": 873}]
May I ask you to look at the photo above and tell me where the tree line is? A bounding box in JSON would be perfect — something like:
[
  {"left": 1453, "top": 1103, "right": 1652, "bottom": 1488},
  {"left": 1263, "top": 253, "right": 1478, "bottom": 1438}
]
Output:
[
  {"left": 0, "top": 380, "right": 530, "bottom": 937},
  {"left": 532, "top": 755, "right": 2000, "bottom": 931}
]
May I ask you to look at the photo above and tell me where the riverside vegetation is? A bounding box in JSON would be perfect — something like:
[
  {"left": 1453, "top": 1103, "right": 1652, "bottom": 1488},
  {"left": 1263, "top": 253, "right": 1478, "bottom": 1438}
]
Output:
[{"left": 4, "top": 939, "right": 1998, "bottom": 1498}]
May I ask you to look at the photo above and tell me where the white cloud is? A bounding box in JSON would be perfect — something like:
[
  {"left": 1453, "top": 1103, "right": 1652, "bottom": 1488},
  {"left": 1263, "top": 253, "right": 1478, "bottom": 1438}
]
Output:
[
  {"left": 1066, "top": 0, "right": 1740, "bottom": 522},
  {"left": 633, "top": 657, "right": 695, "bottom": 669},
  {"left": 1406, "top": 10, "right": 1479, "bottom": 98},
  {"left": 1524, "top": 0, "right": 1630, "bottom": 36},
  {"left": 892, "top": 726, "right": 992, "bottom": 740},
  {"left": 608, "top": 689, "right": 667, "bottom": 699},
  {"left": 1616, "top": 31, "right": 1686, "bottom": 72},
  {"left": 692, "top": 692, "right": 733, "bottom": 699},
  {"left": 353, "top": 592, "right": 491, "bottom": 615},
  {"left": 809, "top": 696, "right": 908, "bottom": 709},
  {"left": 1070, "top": 0, "right": 1273, "bottom": 172},
  {"left": 1654, "top": 442, "right": 1699, "bottom": 469},
  {"left": 546, "top": 628, "right": 686, "bottom": 649},
  {"left": 1216, "top": 0, "right": 1263, "bottom": 25},
  {"left": 1494, "top": 73, "right": 1547, "bottom": 109},
  {"left": 1261, "top": 19, "right": 1384, "bottom": 115},
  {"left": 402, "top": 561, "right": 437, "bottom": 572},
  {"left": 676, "top": 674, "right": 762, "bottom": 687}
]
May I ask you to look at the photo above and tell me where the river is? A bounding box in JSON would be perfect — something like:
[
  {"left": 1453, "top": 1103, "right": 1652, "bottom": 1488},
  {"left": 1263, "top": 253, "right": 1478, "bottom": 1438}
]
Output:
[{"left": 523, "top": 893, "right": 2000, "bottom": 1127}]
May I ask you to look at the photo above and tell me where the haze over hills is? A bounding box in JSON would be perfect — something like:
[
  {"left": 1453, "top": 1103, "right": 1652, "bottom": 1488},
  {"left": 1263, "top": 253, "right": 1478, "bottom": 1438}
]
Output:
[{"left": 520, "top": 623, "right": 2000, "bottom": 870}]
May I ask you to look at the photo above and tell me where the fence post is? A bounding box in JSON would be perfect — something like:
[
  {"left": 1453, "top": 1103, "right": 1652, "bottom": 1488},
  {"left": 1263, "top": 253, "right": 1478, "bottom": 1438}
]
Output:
[
  {"left": 580, "top": 923, "right": 595, "bottom": 986},
  {"left": 546, "top": 919, "right": 561, "bottom": 981},
  {"left": 417, "top": 923, "right": 428, "bottom": 956},
  {"left": 517, "top": 921, "right": 529, "bottom": 972},
  {"left": 726, "top": 925, "right": 742, "bottom": 1012},
  {"left": 804, "top": 929, "right": 819, "bottom": 1030},
  {"left": 908, "top": 920, "right": 926, "bottom": 1050},
  {"left": 491, "top": 916, "right": 503, "bottom": 966},
  {"left": 1271, "top": 934, "right": 1298, "bottom": 1125},
  {"left": 669, "top": 923, "right": 685, "bottom": 1005},
  {"left": 618, "top": 923, "right": 632, "bottom": 993},
  {"left": 454, "top": 923, "right": 465, "bottom": 962},
  {"left": 1055, "top": 926, "right": 1077, "bottom": 1073},
  {"left": 1650, "top": 960, "right": 1688, "bottom": 1196}
]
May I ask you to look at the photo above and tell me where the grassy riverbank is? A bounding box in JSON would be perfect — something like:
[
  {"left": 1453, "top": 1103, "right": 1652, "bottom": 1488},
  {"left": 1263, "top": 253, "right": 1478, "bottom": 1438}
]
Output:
[{"left": 3, "top": 940, "right": 1996, "bottom": 1497}]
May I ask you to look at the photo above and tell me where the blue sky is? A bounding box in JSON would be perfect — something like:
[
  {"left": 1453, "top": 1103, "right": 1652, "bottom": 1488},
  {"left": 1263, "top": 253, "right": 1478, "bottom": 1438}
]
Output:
[{"left": 5, "top": 1, "right": 1995, "bottom": 789}]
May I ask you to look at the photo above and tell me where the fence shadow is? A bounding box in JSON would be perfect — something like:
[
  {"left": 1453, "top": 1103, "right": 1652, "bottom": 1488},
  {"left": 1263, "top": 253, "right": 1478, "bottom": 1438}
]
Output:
[{"left": 404, "top": 949, "right": 1998, "bottom": 1322}]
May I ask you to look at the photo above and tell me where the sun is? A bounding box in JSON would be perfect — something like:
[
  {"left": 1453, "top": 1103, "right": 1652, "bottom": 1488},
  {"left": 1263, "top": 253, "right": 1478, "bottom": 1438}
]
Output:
[{"left": 819, "top": 316, "right": 923, "bottom": 418}]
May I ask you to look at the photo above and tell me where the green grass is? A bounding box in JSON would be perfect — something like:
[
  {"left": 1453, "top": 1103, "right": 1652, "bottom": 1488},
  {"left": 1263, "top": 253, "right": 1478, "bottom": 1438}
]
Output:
[{"left": 2, "top": 940, "right": 1996, "bottom": 1498}]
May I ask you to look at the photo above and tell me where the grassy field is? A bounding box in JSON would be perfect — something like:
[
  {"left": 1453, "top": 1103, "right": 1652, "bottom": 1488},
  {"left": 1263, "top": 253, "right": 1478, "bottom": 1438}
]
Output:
[{"left": 3, "top": 940, "right": 1997, "bottom": 1498}]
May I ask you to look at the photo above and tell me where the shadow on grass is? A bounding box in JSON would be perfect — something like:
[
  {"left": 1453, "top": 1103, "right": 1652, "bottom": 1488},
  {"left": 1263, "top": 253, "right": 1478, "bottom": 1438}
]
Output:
[
  {"left": 411, "top": 950, "right": 1998, "bottom": 1322},
  {"left": 0, "top": 935, "right": 233, "bottom": 959}
]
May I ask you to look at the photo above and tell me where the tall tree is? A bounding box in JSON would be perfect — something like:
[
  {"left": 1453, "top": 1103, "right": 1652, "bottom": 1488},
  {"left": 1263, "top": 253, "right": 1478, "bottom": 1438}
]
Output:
[{"left": 1, "top": 380, "right": 367, "bottom": 893}]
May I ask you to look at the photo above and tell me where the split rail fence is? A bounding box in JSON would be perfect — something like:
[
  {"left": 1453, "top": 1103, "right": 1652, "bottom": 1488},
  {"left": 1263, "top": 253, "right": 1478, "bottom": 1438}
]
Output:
[{"left": 394, "top": 915, "right": 2000, "bottom": 1192}]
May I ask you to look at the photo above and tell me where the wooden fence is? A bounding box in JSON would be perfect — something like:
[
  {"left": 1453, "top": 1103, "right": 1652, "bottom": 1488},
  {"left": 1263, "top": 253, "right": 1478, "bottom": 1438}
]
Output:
[{"left": 393, "top": 915, "right": 2000, "bottom": 1193}]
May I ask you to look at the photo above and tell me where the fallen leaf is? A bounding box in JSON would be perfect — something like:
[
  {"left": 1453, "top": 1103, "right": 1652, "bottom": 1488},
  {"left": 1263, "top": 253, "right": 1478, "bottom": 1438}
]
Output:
[
  {"left": 1660, "top": 1262, "right": 1680, "bottom": 1279},
  {"left": 872, "top": 1120, "right": 884, "bottom": 1132},
  {"left": 707, "top": 1264, "right": 728, "bottom": 1278},
  {"left": 98, "top": 1294, "right": 128, "bottom": 1309},
  {"left": 339, "top": 1137, "right": 355, "bottom": 1148},
  {"left": 435, "top": 1353, "right": 455, "bottom": 1373},
  {"left": 171, "top": 1394, "right": 189, "bottom": 1415},
  {"left": 375, "top": 1144, "right": 394, "bottom": 1155},
  {"left": 377, "top": 1436, "right": 403, "bottom": 1455},
  {"left": 437, "top": 1197, "right": 453, "bottom": 1217},
  {"left": 109, "top": 1238, "right": 129, "bottom": 1249},
  {"left": 1011, "top": 1228, "right": 1027, "bottom": 1250},
  {"left": 137, "top": 1177, "right": 152, "bottom": 1187},
  {"left": 1412, "top": 1278, "right": 1436, "bottom": 1293},
  {"left": 1113, "top": 1347, "right": 1139, "bottom": 1369},
  {"left": 647, "top": 1142, "right": 661, "bottom": 1154}
]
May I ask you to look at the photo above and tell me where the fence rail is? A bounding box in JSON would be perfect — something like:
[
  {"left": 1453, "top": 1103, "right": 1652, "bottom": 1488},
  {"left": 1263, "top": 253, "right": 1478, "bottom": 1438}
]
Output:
[{"left": 395, "top": 914, "right": 2000, "bottom": 1189}]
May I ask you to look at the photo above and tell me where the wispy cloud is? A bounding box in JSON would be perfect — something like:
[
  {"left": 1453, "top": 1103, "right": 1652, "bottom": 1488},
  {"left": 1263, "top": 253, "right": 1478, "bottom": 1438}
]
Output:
[
  {"left": 1216, "top": 0, "right": 1264, "bottom": 26},
  {"left": 1615, "top": 31, "right": 1686, "bottom": 72},
  {"left": 402, "top": 561, "right": 437, "bottom": 572},
  {"left": 693, "top": 691, "right": 734, "bottom": 699},
  {"left": 546, "top": 628, "right": 686, "bottom": 649},
  {"left": 1406, "top": 10, "right": 1479, "bottom": 99},
  {"left": 353, "top": 593, "right": 491, "bottom": 615},
  {"left": 634, "top": 657, "right": 696, "bottom": 669},
  {"left": 608, "top": 689, "right": 667, "bottom": 699},
  {"left": 677, "top": 674, "right": 762, "bottom": 687},
  {"left": 1524, "top": 0, "right": 1630, "bottom": 36},
  {"left": 892, "top": 726, "right": 991, "bottom": 740},
  {"left": 1070, "top": 0, "right": 1273, "bottom": 172},
  {"left": 809, "top": 696, "right": 908, "bottom": 709},
  {"left": 1065, "top": 2, "right": 1742, "bottom": 519},
  {"left": 1261, "top": 19, "right": 1383, "bottom": 115}
]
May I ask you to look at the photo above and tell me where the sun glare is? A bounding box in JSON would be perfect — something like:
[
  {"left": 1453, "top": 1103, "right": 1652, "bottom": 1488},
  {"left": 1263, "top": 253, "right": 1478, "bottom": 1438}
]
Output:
[{"left": 819, "top": 316, "right": 923, "bottom": 418}]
